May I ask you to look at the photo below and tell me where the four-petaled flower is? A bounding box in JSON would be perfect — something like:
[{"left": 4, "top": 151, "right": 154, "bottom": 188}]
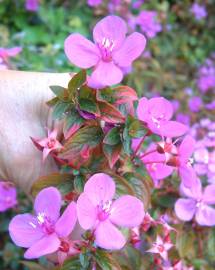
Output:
[
  {"left": 175, "top": 177, "right": 215, "bottom": 226},
  {"left": 9, "top": 187, "right": 77, "bottom": 259},
  {"left": 77, "top": 173, "right": 144, "bottom": 250},
  {"left": 137, "top": 97, "right": 188, "bottom": 138},
  {"left": 65, "top": 15, "right": 146, "bottom": 88}
]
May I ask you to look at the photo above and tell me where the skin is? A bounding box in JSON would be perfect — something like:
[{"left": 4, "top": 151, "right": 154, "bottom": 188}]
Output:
[{"left": 0, "top": 70, "right": 71, "bottom": 193}]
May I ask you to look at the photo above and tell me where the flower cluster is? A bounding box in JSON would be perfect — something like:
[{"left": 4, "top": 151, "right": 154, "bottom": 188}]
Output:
[{"left": 7, "top": 14, "right": 214, "bottom": 270}]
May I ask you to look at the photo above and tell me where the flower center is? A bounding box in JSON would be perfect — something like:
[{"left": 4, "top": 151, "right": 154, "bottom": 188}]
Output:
[
  {"left": 47, "top": 138, "right": 56, "bottom": 149},
  {"left": 154, "top": 243, "right": 164, "bottom": 253},
  {"left": 59, "top": 240, "right": 70, "bottom": 253},
  {"left": 98, "top": 37, "right": 115, "bottom": 62},
  {"left": 97, "top": 200, "right": 112, "bottom": 221},
  {"left": 151, "top": 114, "right": 165, "bottom": 129},
  {"left": 35, "top": 212, "right": 55, "bottom": 234}
]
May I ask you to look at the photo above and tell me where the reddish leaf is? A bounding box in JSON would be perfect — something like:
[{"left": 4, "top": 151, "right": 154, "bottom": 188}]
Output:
[
  {"left": 103, "top": 144, "right": 122, "bottom": 169},
  {"left": 98, "top": 102, "right": 125, "bottom": 124},
  {"left": 112, "top": 86, "right": 138, "bottom": 105}
]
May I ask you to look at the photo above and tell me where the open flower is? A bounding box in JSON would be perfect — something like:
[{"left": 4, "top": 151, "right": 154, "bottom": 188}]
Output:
[
  {"left": 77, "top": 173, "right": 144, "bottom": 250},
  {"left": 147, "top": 235, "right": 173, "bottom": 260},
  {"left": 65, "top": 15, "right": 146, "bottom": 88},
  {"left": 0, "top": 181, "right": 17, "bottom": 212},
  {"left": 141, "top": 144, "right": 174, "bottom": 187},
  {"left": 9, "top": 187, "right": 77, "bottom": 259},
  {"left": 175, "top": 178, "right": 215, "bottom": 226},
  {"left": 31, "top": 129, "right": 63, "bottom": 161},
  {"left": 0, "top": 47, "right": 22, "bottom": 61},
  {"left": 137, "top": 97, "right": 188, "bottom": 138}
]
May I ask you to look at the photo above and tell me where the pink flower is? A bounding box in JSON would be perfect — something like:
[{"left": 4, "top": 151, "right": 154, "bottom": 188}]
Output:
[
  {"left": 175, "top": 178, "right": 215, "bottom": 226},
  {"left": 141, "top": 144, "right": 174, "bottom": 187},
  {"left": 137, "top": 97, "right": 188, "bottom": 138},
  {"left": 136, "top": 10, "right": 162, "bottom": 39},
  {"left": 31, "top": 129, "right": 63, "bottom": 161},
  {"left": 175, "top": 135, "right": 196, "bottom": 187},
  {"left": 147, "top": 235, "right": 173, "bottom": 260},
  {"left": 0, "top": 47, "right": 22, "bottom": 61},
  {"left": 0, "top": 181, "right": 17, "bottom": 212},
  {"left": 77, "top": 173, "right": 144, "bottom": 250},
  {"left": 64, "top": 15, "right": 146, "bottom": 88},
  {"left": 87, "top": 0, "right": 102, "bottom": 7},
  {"left": 25, "top": 0, "right": 40, "bottom": 11},
  {"left": 9, "top": 187, "right": 77, "bottom": 259}
]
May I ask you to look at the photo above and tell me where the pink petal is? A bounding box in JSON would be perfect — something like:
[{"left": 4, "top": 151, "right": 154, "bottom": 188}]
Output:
[
  {"left": 89, "top": 61, "right": 123, "bottom": 87},
  {"left": 203, "top": 184, "right": 215, "bottom": 205},
  {"left": 55, "top": 202, "right": 77, "bottom": 237},
  {"left": 195, "top": 205, "right": 215, "bottom": 226},
  {"left": 136, "top": 97, "right": 149, "bottom": 122},
  {"left": 148, "top": 97, "right": 173, "bottom": 121},
  {"left": 24, "top": 233, "right": 60, "bottom": 259},
  {"left": 76, "top": 193, "right": 97, "bottom": 230},
  {"left": 42, "top": 147, "right": 52, "bottom": 161},
  {"left": 84, "top": 173, "right": 115, "bottom": 206},
  {"left": 179, "top": 135, "right": 195, "bottom": 162},
  {"left": 49, "top": 129, "right": 58, "bottom": 139},
  {"left": 174, "top": 198, "right": 196, "bottom": 221},
  {"left": 34, "top": 187, "right": 61, "bottom": 223},
  {"left": 9, "top": 214, "right": 44, "bottom": 248},
  {"left": 95, "top": 220, "right": 126, "bottom": 250},
  {"left": 160, "top": 121, "right": 188, "bottom": 138},
  {"left": 179, "top": 177, "right": 202, "bottom": 200},
  {"left": 179, "top": 165, "right": 197, "bottom": 188},
  {"left": 93, "top": 15, "right": 127, "bottom": 49},
  {"left": 146, "top": 163, "right": 174, "bottom": 181},
  {"left": 110, "top": 195, "right": 144, "bottom": 227},
  {"left": 64, "top": 33, "right": 100, "bottom": 68},
  {"left": 113, "top": 32, "right": 146, "bottom": 67}
]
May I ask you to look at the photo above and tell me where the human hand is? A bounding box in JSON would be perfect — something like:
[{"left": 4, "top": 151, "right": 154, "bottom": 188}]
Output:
[{"left": 0, "top": 70, "right": 71, "bottom": 193}]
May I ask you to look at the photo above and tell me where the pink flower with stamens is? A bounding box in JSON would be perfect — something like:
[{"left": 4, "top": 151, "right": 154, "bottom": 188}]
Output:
[
  {"left": 0, "top": 181, "right": 17, "bottom": 212},
  {"left": 137, "top": 97, "right": 188, "bottom": 138},
  {"left": 147, "top": 235, "right": 173, "bottom": 260},
  {"left": 9, "top": 187, "right": 77, "bottom": 259},
  {"left": 77, "top": 173, "right": 144, "bottom": 250},
  {"left": 31, "top": 129, "right": 63, "bottom": 161},
  {"left": 175, "top": 178, "right": 215, "bottom": 226},
  {"left": 64, "top": 15, "right": 146, "bottom": 88}
]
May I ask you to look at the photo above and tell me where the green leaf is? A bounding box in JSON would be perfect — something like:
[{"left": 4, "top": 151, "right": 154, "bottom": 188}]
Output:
[
  {"left": 31, "top": 173, "right": 74, "bottom": 197},
  {"left": 98, "top": 102, "right": 125, "bottom": 124},
  {"left": 46, "top": 96, "right": 59, "bottom": 107},
  {"left": 68, "top": 70, "right": 86, "bottom": 98},
  {"left": 94, "top": 250, "right": 121, "bottom": 270},
  {"left": 60, "top": 256, "right": 82, "bottom": 270},
  {"left": 79, "top": 252, "right": 90, "bottom": 268},
  {"left": 63, "top": 110, "right": 84, "bottom": 136},
  {"left": 59, "top": 124, "right": 103, "bottom": 168},
  {"left": 79, "top": 98, "right": 99, "bottom": 114},
  {"left": 127, "top": 116, "right": 146, "bottom": 138},
  {"left": 103, "top": 144, "right": 122, "bottom": 169},
  {"left": 103, "top": 127, "right": 121, "bottom": 145},
  {"left": 96, "top": 87, "right": 114, "bottom": 103},
  {"left": 50, "top": 85, "right": 68, "bottom": 100},
  {"left": 74, "top": 175, "right": 85, "bottom": 193},
  {"left": 52, "top": 101, "right": 71, "bottom": 120},
  {"left": 176, "top": 228, "right": 196, "bottom": 259}
]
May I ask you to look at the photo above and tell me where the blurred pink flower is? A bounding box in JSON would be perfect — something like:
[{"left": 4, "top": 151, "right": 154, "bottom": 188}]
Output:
[
  {"left": 0, "top": 182, "right": 17, "bottom": 212},
  {"left": 175, "top": 178, "right": 215, "bottom": 226},
  {"left": 65, "top": 15, "right": 146, "bottom": 88},
  {"left": 25, "top": 0, "right": 40, "bottom": 11},
  {"left": 9, "top": 187, "right": 77, "bottom": 259},
  {"left": 137, "top": 97, "right": 188, "bottom": 138},
  {"left": 31, "top": 129, "right": 63, "bottom": 161},
  {"left": 0, "top": 47, "right": 22, "bottom": 59},
  {"left": 77, "top": 173, "right": 144, "bottom": 250},
  {"left": 87, "top": 0, "right": 102, "bottom": 7},
  {"left": 136, "top": 10, "right": 162, "bottom": 38},
  {"left": 147, "top": 235, "right": 173, "bottom": 260},
  {"left": 190, "top": 3, "right": 207, "bottom": 20}
]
